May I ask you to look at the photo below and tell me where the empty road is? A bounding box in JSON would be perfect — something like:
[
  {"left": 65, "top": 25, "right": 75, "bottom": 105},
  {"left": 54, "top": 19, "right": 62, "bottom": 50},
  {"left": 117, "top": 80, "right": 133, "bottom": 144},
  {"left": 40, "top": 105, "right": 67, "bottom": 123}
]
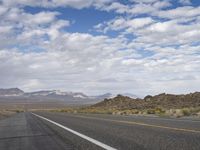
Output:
[{"left": 0, "top": 112, "right": 200, "bottom": 150}]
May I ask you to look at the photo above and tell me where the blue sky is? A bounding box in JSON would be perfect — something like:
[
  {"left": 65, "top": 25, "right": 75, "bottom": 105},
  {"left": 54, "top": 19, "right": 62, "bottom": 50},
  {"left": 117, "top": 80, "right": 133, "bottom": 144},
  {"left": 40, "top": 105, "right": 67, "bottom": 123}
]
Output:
[
  {"left": 24, "top": 6, "right": 116, "bottom": 34},
  {"left": 23, "top": 0, "right": 200, "bottom": 38},
  {"left": 0, "top": 0, "right": 200, "bottom": 96}
]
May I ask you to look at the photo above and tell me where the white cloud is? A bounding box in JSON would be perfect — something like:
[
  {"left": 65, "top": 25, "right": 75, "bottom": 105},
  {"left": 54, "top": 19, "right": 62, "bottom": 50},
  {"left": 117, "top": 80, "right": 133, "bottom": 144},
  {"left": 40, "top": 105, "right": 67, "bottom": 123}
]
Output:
[
  {"left": 152, "top": 1, "right": 171, "bottom": 9},
  {"left": 155, "top": 6, "right": 200, "bottom": 19},
  {"left": 0, "top": 0, "right": 200, "bottom": 96},
  {"left": 1, "top": 0, "right": 113, "bottom": 9},
  {"left": 128, "top": 17, "right": 154, "bottom": 28},
  {"left": 134, "top": 19, "right": 200, "bottom": 46},
  {"left": 0, "top": 33, "right": 135, "bottom": 93},
  {"left": 179, "top": 0, "right": 192, "bottom": 5},
  {"left": 98, "top": 0, "right": 171, "bottom": 15},
  {"left": 24, "top": 11, "right": 59, "bottom": 25},
  {"left": 0, "top": 5, "right": 8, "bottom": 15},
  {"left": 98, "top": 2, "right": 129, "bottom": 13},
  {"left": 95, "top": 17, "right": 154, "bottom": 33},
  {"left": 0, "top": 5, "right": 70, "bottom": 49},
  {"left": 4, "top": 8, "right": 60, "bottom": 26},
  {"left": 129, "top": 0, "right": 158, "bottom": 4},
  {"left": 0, "top": 26, "right": 12, "bottom": 33}
]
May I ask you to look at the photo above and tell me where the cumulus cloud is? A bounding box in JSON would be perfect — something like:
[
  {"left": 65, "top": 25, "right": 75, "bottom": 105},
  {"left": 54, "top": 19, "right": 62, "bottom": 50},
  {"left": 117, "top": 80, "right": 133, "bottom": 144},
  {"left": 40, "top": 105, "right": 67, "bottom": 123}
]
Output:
[
  {"left": 0, "top": 0, "right": 200, "bottom": 96},
  {"left": 1, "top": 0, "right": 113, "bottom": 9},
  {"left": 129, "top": 0, "right": 159, "bottom": 3},
  {"left": 98, "top": 0, "right": 171, "bottom": 15},
  {"left": 155, "top": 6, "right": 200, "bottom": 19},
  {"left": 179, "top": 0, "right": 192, "bottom": 5},
  {"left": 95, "top": 17, "right": 155, "bottom": 33}
]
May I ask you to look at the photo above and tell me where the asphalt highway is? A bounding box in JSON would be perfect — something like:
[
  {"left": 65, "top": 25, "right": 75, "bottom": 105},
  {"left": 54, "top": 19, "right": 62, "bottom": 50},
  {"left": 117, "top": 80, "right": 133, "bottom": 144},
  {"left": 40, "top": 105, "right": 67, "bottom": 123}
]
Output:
[
  {"left": 0, "top": 112, "right": 200, "bottom": 150},
  {"left": 0, "top": 112, "right": 75, "bottom": 150}
]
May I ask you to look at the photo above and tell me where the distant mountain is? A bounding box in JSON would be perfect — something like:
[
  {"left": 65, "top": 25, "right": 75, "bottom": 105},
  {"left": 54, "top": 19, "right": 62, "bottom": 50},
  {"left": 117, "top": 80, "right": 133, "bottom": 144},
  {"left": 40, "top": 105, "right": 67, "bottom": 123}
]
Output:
[
  {"left": 91, "top": 93, "right": 138, "bottom": 100},
  {"left": 117, "top": 93, "right": 138, "bottom": 99},
  {"left": 21, "top": 90, "right": 94, "bottom": 104},
  {"left": 25, "top": 90, "right": 88, "bottom": 99},
  {"left": 0, "top": 88, "right": 24, "bottom": 96},
  {"left": 0, "top": 88, "right": 111, "bottom": 105},
  {"left": 0, "top": 88, "right": 139, "bottom": 106},
  {"left": 25, "top": 90, "right": 55, "bottom": 96},
  {"left": 90, "top": 93, "right": 113, "bottom": 100}
]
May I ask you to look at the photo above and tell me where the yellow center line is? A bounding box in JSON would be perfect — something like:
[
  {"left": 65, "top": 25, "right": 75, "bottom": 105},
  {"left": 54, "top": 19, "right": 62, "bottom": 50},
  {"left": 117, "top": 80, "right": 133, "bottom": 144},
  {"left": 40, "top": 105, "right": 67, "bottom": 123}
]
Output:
[{"left": 66, "top": 114, "right": 200, "bottom": 134}]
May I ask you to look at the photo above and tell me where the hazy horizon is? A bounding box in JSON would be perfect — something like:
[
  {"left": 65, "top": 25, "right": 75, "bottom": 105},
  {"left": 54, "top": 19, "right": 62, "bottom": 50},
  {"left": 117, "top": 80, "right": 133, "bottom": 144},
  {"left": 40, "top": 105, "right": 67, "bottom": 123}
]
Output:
[{"left": 1, "top": 87, "right": 200, "bottom": 98}]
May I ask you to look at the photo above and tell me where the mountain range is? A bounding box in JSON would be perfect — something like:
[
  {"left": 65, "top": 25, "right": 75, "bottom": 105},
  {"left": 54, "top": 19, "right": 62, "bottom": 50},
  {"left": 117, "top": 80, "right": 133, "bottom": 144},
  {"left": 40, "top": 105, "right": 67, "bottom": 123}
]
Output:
[{"left": 0, "top": 88, "right": 138, "bottom": 105}]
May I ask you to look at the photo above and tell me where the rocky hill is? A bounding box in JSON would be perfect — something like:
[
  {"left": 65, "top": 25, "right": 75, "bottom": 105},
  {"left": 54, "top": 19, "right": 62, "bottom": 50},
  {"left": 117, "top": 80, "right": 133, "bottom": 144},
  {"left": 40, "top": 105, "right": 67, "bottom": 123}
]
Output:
[
  {"left": 93, "top": 95, "right": 143, "bottom": 109},
  {"left": 92, "top": 92, "right": 200, "bottom": 110},
  {"left": 143, "top": 92, "right": 200, "bottom": 109}
]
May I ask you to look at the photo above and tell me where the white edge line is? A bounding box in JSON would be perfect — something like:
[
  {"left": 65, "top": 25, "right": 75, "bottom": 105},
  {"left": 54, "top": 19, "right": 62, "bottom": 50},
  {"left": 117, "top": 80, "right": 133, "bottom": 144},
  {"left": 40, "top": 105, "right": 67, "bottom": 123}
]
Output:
[{"left": 31, "top": 113, "right": 117, "bottom": 150}]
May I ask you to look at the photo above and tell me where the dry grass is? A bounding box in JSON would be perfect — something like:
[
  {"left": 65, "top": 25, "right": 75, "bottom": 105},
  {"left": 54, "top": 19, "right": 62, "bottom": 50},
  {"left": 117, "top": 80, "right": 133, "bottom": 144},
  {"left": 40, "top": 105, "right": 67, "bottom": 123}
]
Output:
[
  {"left": 0, "top": 109, "right": 25, "bottom": 119},
  {"left": 50, "top": 106, "right": 200, "bottom": 118},
  {"left": 164, "top": 107, "right": 200, "bottom": 118}
]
